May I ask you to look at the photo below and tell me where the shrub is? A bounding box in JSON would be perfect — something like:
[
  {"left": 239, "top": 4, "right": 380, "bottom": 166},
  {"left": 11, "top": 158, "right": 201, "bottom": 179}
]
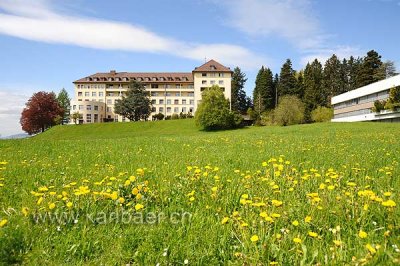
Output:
[
  {"left": 153, "top": 113, "right": 164, "bottom": 121},
  {"left": 372, "top": 100, "right": 385, "bottom": 113},
  {"left": 179, "top": 112, "right": 187, "bottom": 119},
  {"left": 384, "top": 86, "right": 400, "bottom": 111},
  {"left": 195, "top": 85, "right": 239, "bottom": 130},
  {"left": 165, "top": 115, "right": 171, "bottom": 120},
  {"left": 171, "top": 113, "right": 180, "bottom": 120},
  {"left": 274, "top": 95, "right": 305, "bottom": 126},
  {"left": 311, "top": 106, "right": 333, "bottom": 122}
]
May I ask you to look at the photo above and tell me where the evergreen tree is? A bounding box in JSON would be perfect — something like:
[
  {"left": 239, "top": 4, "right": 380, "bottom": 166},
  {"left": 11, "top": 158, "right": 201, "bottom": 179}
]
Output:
[
  {"left": 114, "top": 81, "right": 152, "bottom": 121},
  {"left": 231, "top": 67, "right": 249, "bottom": 114},
  {"left": 346, "top": 56, "right": 363, "bottom": 91},
  {"left": 323, "top": 54, "right": 345, "bottom": 98},
  {"left": 253, "top": 66, "right": 274, "bottom": 114},
  {"left": 303, "top": 59, "right": 324, "bottom": 121},
  {"left": 272, "top": 73, "right": 279, "bottom": 107},
  {"left": 57, "top": 88, "right": 71, "bottom": 124},
  {"left": 277, "top": 59, "right": 297, "bottom": 97},
  {"left": 375, "top": 60, "right": 398, "bottom": 80},
  {"left": 357, "top": 50, "right": 383, "bottom": 87},
  {"left": 295, "top": 70, "right": 305, "bottom": 99}
]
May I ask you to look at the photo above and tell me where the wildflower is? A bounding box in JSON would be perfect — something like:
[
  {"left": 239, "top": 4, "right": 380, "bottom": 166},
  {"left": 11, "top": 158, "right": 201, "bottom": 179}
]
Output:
[
  {"left": 184, "top": 259, "right": 189, "bottom": 265},
  {"left": 48, "top": 202, "right": 56, "bottom": 210},
  {"left": 292, "top": 220, "right": 299, "bottom": 226},
  {"left": 308, "top": 231, "right": 318, "bottom": 238},
  {"left": 0, "top": 219, "right": 7, "bottom": 227},
  {"left": 271, "top": 213, "right": 281, "bottom": 218},
  {"left": 135, "top": 203, "right": 144, "bottom": 211},
  {"left": 37, "top": 197, "right": 43, "bottom": 205},
  {"left": 333, "top": 240, "right": 342, "bottom": 246},
  {"left": 189, "top": 196, "right": 195, "bottom": 202},
  {"left": 132, "top": 187, "right": 139, "bottom": 195},
  {"left": 293, "top": 237, "right": 302, "bottom": 244},
  {"left": 382, "top": 200, "right": 396, "bottom": 208},
  {"left": 221, "top": 217, "right": 229, "bottom": 225},
  {"left": 365, "top": 244, "right": 377, "bottom": 254},
  {"left": 359, "top": 230, "right": 368, "bottom": 239},
  {"left": 22, "top": 207, "right": 29, "bottom": 217},
  {"left": 66, "top": 202, "right": 73, "bottom": 209},
  {"left": 240, "top": 222, "right": 248, "bottom": 227},
  {"left": 271, "top": 200, "right": 283, "bottom": 207},
  {"left": 250, "top": 235, "right": 259, "bottom": 242},
  {"left": 118, "top": 197, "right": 125, "bottom": 204},
  {"left": 304, "top": 216, "right": 312, "bottom": 223},
  {"left": 383, "top": 192, "right": 392, "bottom": 197},
  {"left": 260, "top": 212, "right": 268, "bottom": 218}
]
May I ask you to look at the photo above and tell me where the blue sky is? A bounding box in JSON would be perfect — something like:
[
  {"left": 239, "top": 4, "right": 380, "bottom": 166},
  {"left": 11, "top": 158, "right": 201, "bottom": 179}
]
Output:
[{"left": 0, "top": 0, "right": 399, "bottom": 137}]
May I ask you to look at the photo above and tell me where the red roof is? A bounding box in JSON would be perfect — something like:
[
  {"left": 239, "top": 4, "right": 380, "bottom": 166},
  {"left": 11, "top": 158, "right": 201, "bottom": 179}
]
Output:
[
  {"left": 74, "top": 72, "right": 193, "bottom": 83},
  {"left": 192, "top": 59, "right": 232, "bottom": 73}
]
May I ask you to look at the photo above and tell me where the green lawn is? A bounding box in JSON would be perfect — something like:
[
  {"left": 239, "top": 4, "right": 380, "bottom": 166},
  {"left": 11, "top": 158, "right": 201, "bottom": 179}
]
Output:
[{"left": 0, "top": 120, "right": 399, "bottom": 265}]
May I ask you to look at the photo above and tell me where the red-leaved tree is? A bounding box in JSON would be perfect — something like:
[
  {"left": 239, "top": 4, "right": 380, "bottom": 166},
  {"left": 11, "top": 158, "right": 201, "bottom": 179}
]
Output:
[{"left": 20, "top": 91, "right": 64, "bottom": 135}]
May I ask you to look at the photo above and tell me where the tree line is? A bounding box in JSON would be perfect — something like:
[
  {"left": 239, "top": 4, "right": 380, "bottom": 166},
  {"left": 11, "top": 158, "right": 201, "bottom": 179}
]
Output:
[{"left": 231, "top": 50, "right": 398, "bottom": 124}]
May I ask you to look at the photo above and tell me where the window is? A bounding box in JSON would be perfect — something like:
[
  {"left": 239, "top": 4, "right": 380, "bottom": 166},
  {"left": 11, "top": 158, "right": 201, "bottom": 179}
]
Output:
[
  {"left": 92, "top": 92, "right": 96, "bottom": 97},
  {"left": 167, "top": 107, "right": 171, "bottom": 113},
  {"left": 94, "top": 105, "right": 98, "bottom": 111},
  {"left": 219, "top": 73, "right": 224, "bottom": 77},
  {"left": 78, "top": 92, "right": 82, "bottom": 97},
  {"left": 86, "top": 105, "right": 91, "bottom": 111},
  {"left": 115, "top": 115, "right": 119, "bottom": 122},
  {"left": 107, "top": 107, "right": 112, "bottom": 112},
  {"left": 182, "top": 107, "right": 187, "bottom": 113},
  {"left": 175, "top": 92, "right": 180, "bottom": 96},
  {"left": 182, "top": 99, "right": 187, "bottom": 105},
  {"left": 159, "top": 107, "right": 164, "bottom": 113},
  {"left": 94, "top": 114, "right": 98, "bottom": 122},
  {"left": 151, "top": 84, "right": 158, "bottom": 88},
  {"left": 107, "top": 99, "right": 112, "bottom": 104},
  {"left": 151, "top": 99, "right": 156, "bottom": 104},
  {"left": 151, "top": 92, "right": 158, "bottom": 97},
  {"left": 174, "top": 99, "right": 179, "bottom": 104},
  {"left": 108, "top": 92, "right": 114, "bottom": 97},
  {"left": 190, "top": 100, "right": 194, "bottom": 105},
  {"left": 99, "top": 92, "right": 104, "bottom": 97},
  {"left": 188, "top": 92, "right": 194, "bottom": 97},
  {"left": 165, "top": 92, "right": 171, "bottom": 96},
  {"left": 176, "top": 84, "right": 181, "bottom": 89},
  {"left": 202, "top": 80, "right": 207, "bottom": 84},
  {"left": 189, "top": 108, "right": 193, "bottom": 113},
  {"left": 159, "top": 99, "right": 164, "bottom": 104},
  {"left": 174, "top": 107, "right": 179, "bottom": 113},
  {"left": 85, "top": 92, "right": 90, "bottom": 97},
  {"left": 167, "top": 99, "right": 171, "bottom": 104},
  {"left": 202, "top": 73, "right": 207, "bottom": 77},
  {"left": 188, "top": 85, "right": 194, "bottom": 89},
  {"left": 210, "top": 73, "right": 216, "bottom": 77},
  {"left": 72, "top": 105, "right": 76, "bottom": 110},
  {"left": 210, "top": 80, "right": 215, "bottom": 85},
  {"left": 79, "top": 105, "right": 83, "bottom": 110},
  {"left": 219, "top": 80, "right": 224, "bottom": 85},
  {"left": 86, "top": 114, "right": 91, "bottom": 123}
]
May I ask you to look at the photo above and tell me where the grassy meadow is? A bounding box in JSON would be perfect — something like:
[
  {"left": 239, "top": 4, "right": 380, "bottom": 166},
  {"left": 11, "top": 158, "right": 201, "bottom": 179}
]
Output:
[{"left": 0, "top": 119, "right": 399, "bottom": 265}]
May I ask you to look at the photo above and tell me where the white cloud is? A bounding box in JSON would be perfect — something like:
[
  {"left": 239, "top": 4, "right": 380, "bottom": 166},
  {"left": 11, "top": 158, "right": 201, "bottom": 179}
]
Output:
[
  {"left": 0, "top": 0, "right": 265, "bottom": 69},
  {"left": 215, "top": 0, "right": 324, "bottom": 50},
  {"left": 0, "top": 88, "right": 33, "bottom": 137},
  {"left": 300, "top": 46, "right": 365, "bottom": 66}
]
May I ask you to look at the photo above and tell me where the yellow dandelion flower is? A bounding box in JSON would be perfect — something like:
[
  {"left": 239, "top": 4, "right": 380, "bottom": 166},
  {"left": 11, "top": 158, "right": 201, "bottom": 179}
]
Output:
[
  {"left": 0, "top": 219, "right": 8, "bottom": 227},
  {"left": 365, "top": 244, "right": 376, "bottom": 254},
  {"left": 66, "top": 202, "right": 73, "bottom": 209},
  {"left": 132, "top": 187, "right": 139, "bottom": 195},
  {"left": 211, "top": 186, "right": 218, "bottom": 192},
  {"left": 48, "top": 202, "right": 56, "bottom": 210},
  {"left": 308, "top": 231, "right": 318, "bottom": 238},
  {"left": 271, "top": 213, "right": 281, "bottom": 218},
  {"left": 37, "top": 197, "right": 43, "bottom": 205},
  {"left": 232, "top": 211, "right": 239, "bottom": 217},
  {"left": 189, "top": 196, "right": 195, "bottom": 202},
  {"left": 275, "top": 233, "right": 282, "bottom": 239},
  {"left": 136, "top": 193, "right": 142, "bottom": 200},
  {"left": 382, "top": 200, "right": 396, "bottom": 208},
  {"left": 135, "top": 203, "right": 144, "bottom": 211},
  {"left": 118, "top": 197, "right": 125, "bottom": 204},
  {"left": 240, "top": 222, "right": 248, "bottom": 227},
  {"left": 304, "top": 216, "right": 312, "bottom": 223},
  {"left": 221, "top": 217, "right": 229, "bottom": 225},
  {"left": 271, "top": 200, "right": 283, "bottom": 207},
  {"left": 327, "top": 185, "right": 335, "bottom": 190},
  {"left": 124, "top": 180, "right": 131, "bottom": 186},
  {"left": 250, "top": 235, "right": 259, "bottom": 242},
  {"left": 22, "top": 207, "right": 29, "bottom": 217},
  {"left": 383, "top": 192, "right": 392, "bottom": 197},
  {"left": 333, "top": 240, "right": 342, "bottom": 246},
  {"left": 292, "top": 220, "right": 299, "bottom": 226},
  {"left": 293, "top": 237, "right": 302, "bottom": 244},
  {"left": 260, "top": 212, "right": 268, "bottom": 218},
  {"left": 358, "top": 230, "right": 368, "bottom": 239}
]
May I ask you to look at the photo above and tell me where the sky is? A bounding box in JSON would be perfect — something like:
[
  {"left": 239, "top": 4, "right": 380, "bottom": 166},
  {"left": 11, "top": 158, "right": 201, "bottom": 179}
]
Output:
[{"left": 0, "top": 0, "right": 399, "bottom": 137}]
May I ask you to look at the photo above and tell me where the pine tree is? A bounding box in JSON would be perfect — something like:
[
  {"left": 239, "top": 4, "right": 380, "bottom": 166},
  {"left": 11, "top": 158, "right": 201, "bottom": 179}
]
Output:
[
  {"left": 272, "top": 74, "right": 279, "bottom": 107},
  {"left": 357, "top": 50, "right": 383, "bottom": 87},
  {"left": 231, "top": 67, "right": 249, "bottom": 114},
  {"left": 346, "top": 56, "right": 363, "bottom": 91},
  {"left": 295, "top": 70, "right": 305, "bottom": 99},
  {"left": 303, "top": 59, "right": 324, "bottom": 121},
  {"left": 323, "top": 54, "right": 345, "bottom": 98},
  {"left": 253, "top": 66, "right": 274, "bottom": 114},
  {"left": 57, "top": 88, "right": 71, "bottom": 124},
  {"left": 277, "top": 59, "right": 297, "bottom": 97}
]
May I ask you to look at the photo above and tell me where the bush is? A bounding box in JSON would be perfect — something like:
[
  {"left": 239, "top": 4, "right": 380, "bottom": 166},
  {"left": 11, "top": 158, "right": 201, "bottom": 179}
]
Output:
[
  {"left": 384, "top": 86, "right": 400, "bottom": 111},
  {"left": 187, "top": 112, "right": 194, "bottom": 119},
  {"left": 261, "top": 110, "right": 276, "bottom": 126},
  {"left": 171, "top": 113, "right": 180, "bottom": 120},
  {"left": 311, "top": 106, "right": 333, "bottom": 122},
  {"left": 274, "top": 95, "right": 305, "bottom": 126},
  {"left": 372, "top": 100, "right": 385, "bottom": 113},
  {"left": 165, "top": 115, "right": 171, "bottom": 120},
  {"left": 195, "top": 85, "right": 240, "bottom": 130},
  {"left": 153, "top": 113, "right": 164, "bottom": 121},
  {"left": 179, "top": 112, "right": 187, "bottom": 119}
]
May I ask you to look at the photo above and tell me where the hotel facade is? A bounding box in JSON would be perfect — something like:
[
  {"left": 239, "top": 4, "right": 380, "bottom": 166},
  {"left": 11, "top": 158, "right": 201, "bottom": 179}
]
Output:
[
  {"left": 70, "top": 60, "right": 232, "bottom": 123},
  {"left": 331, "top": 74, "right": 400, "bottom": 122}
]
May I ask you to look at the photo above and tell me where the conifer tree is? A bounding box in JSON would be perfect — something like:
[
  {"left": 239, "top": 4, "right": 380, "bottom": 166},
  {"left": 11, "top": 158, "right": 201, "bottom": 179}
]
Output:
[
  {"left": 303, "top": 59, "right": 324, "bottom": 121},
  {"left": 231, "top": 67, "right": 249, "bottom": 114},
  {"left": 277, "top": 59, "right": 297, "bottom": 97},
  {"left": 357, "top": 50, "right": 383, "bottom": 87}
]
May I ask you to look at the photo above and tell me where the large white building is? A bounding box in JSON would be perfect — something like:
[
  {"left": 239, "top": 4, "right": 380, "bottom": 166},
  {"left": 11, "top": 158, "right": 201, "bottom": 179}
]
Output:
[
  {"left": 331, "top": 74, "right": 400, "bottom": 122},
  {"left": 70, "top": 60, "right": 232, "bottom": 123}
]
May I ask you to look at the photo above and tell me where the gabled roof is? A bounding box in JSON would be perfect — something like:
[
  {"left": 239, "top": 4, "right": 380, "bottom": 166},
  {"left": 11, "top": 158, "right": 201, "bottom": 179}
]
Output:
[
  {"left": 192, "top": 59, "right": 232, "bottom": 73},
  {"left": 74, "top": 72, "right": 193, "bottom": 83}
]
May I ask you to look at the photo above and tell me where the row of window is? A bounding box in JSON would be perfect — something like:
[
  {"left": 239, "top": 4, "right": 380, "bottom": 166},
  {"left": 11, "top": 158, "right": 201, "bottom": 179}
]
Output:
[
  {"left": 72, "top": 105, "right": 104, "bottom": 111},
  {"left": 333, "top": 90, "right": 389, "bottom": 110},
  {"left": 201, "top": 73, "right": 225, "bottom": 77},
  {"left": 151, "top": 99, "right": 194, "bottom": 105},
  {"left": 151, "top": 92, "right": 194, "bottom": 97},
  {"left": 201, "top": 80, "right": 224, "bottom": 85},
  {"left": 77, "top": 91, "right": 196, "bottom": 98},
  {"left": 152, "top": 107, "right": 193, "bottom": 114},
  {"left": 334, "top": 108, "right": 372, "bottom": 119},
  {"left": 77, "top": 84, "right": 194, "bottom": 89}
]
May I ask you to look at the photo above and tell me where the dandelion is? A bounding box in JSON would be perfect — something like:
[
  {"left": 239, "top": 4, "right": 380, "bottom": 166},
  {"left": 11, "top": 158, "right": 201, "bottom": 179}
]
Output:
[
  {"left": 66, "top": 202, "right": 73, "bottom": 209},
  {"left": 135, "top": 203, "right": 144, "bottom": 211},
  {"left": 358, "top": 230, "right": 368, "bottom": 239},
  {"left": 221, "top": 217, "right": 229, "bottom": 225},
  {"left": 22, "top": 207, "right": 29, "bottom": 217},
  {"left": 333, "top": 240, "right": 342, "bottom": 246},
  {"left": 0, "top": 219, "right": 7, "bottom": 227},
  {"left": 292, "top": 220, "right": 299, "bottom": 226},
  {"left": 250, "top": 235, "right": 259, "bottom": 242},
  {"left": 382, "top": 200, "right": 396, "bottom": 208},
  {"left": 365, "top": 244, "right": 377, "bottom": 254},
  {"left": 48, "top": 202, "right": 56, "bottom": 210},
  {"left": 293, "top": 237, "right": 302, "bottom": 244},
  {"left": 304, "top": 216, "right": 312, "bottom": 223},
  {"left": 271, "top": 200, "right": 283, "bottom": 207},
  {"left": 308, "top": 231, "right": 318, "bottom": 238}
]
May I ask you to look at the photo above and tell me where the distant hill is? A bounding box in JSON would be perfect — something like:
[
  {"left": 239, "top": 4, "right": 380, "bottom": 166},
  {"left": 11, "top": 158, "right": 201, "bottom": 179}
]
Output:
[{"left": 1, "top": 133, "right": 30, "bottom": 139}]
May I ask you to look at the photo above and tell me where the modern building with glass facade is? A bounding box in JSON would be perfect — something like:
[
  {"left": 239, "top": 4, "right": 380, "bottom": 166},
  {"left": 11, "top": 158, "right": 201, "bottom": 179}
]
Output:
[
  {"left": 70, "top": 60, "right": 232, "bottom": 123},
  {"left": 331, "top": 74, "right": 400, "bottom": 122}
]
